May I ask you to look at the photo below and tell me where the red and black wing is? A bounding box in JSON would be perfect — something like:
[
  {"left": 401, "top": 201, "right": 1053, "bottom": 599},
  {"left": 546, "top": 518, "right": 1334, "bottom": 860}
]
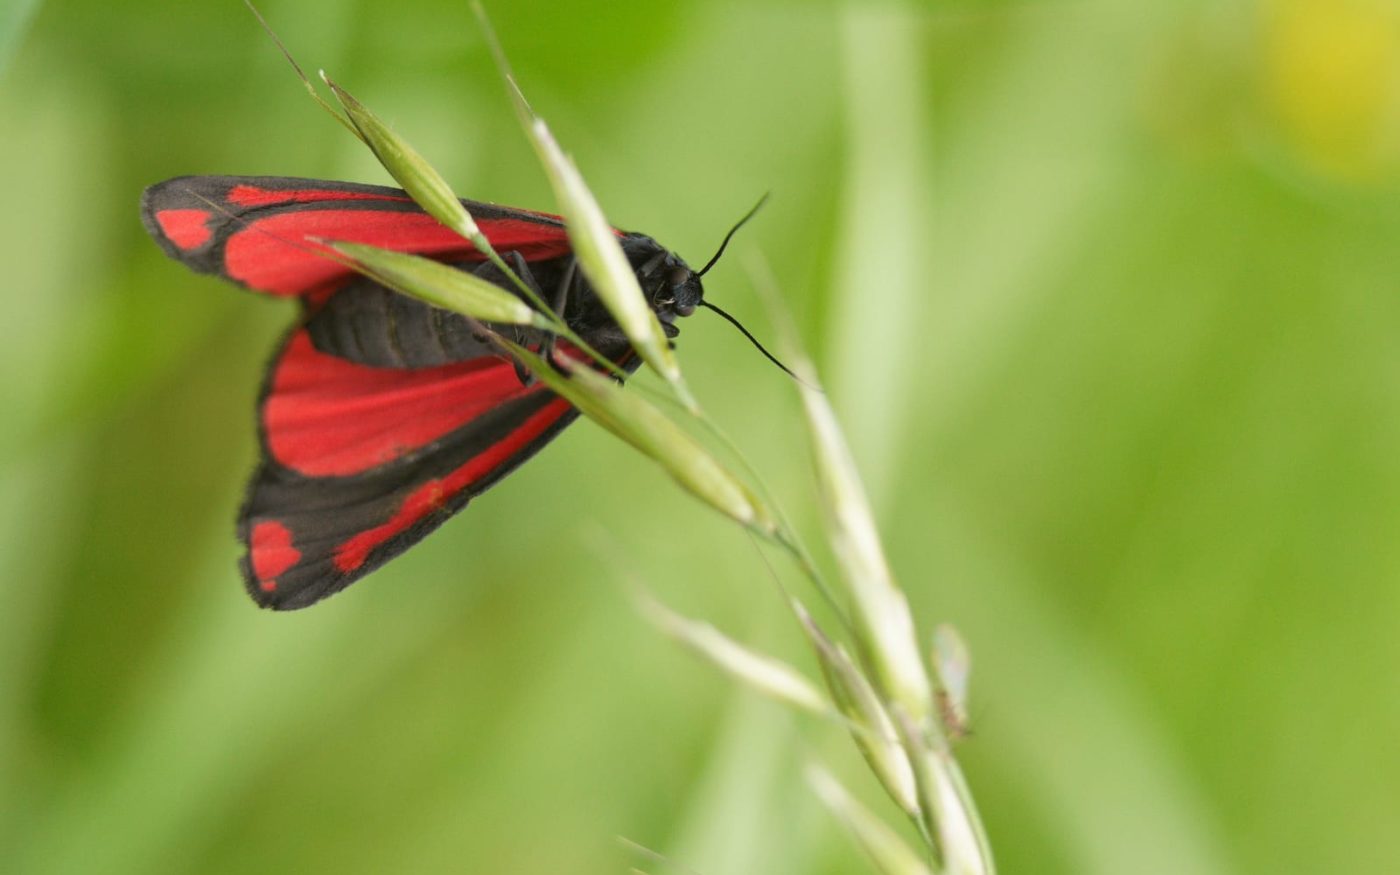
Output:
[
  {"left": 240, "top": 329, "right": 626, "bottom": 609},
  {"left": 139, "top": 175, "right": 575, "bottom": 299},
  {"left": 141, "top": 175, "right": 622, "bottom": 610}
]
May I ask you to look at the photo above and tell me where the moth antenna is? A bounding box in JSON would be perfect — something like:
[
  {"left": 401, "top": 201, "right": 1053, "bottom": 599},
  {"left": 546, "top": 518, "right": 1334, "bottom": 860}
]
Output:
[
  {"left": 697, "top": 193, "right": 770, "bottom": 277},
  {"left": 698, "top": 300, "right": 811, "bottom": 387}
]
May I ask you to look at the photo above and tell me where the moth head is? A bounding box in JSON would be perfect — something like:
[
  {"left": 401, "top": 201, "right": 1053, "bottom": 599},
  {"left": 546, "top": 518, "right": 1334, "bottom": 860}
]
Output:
[
  {"left": 632, "top": 247, "right": 702, "bottom": 323},
  {"left": 660, "top": 261, "right": 703, "bottom": 319}
]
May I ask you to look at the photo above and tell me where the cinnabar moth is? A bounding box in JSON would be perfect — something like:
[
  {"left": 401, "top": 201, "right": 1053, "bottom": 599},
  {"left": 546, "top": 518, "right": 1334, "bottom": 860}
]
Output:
[{"left": 141, "top": 175, "right": 749, "bottom": 610}]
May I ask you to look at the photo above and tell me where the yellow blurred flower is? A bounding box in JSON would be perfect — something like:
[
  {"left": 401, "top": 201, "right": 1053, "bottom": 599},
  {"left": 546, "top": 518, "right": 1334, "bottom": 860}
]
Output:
[{"left": 1261, "top": 0, "right": 1400, "bottom": 181}]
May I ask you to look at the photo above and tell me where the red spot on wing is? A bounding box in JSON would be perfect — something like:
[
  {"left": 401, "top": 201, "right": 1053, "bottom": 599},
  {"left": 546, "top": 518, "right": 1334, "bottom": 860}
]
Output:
[
  {"left": 250, "top": 521, "right": 300, "bottom": 591},
  {"left": 265, "top": 332, "right": 546, "bottom": 477},
  {"left": 227, "top": 184, "right": 415, "bottom": 208},
  {"left": 331, "top": 397, "right": 572, "bottom": 572},
  {"left": 224, "top": 210, "right": 574, "bottom": 296},
  {"left": 156, "top": 209, "right": 212, "bottom": 250}
]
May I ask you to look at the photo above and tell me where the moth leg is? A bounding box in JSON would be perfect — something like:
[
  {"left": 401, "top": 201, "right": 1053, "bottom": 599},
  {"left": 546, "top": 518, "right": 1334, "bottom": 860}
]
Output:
[
  {"left": 541, "top": 257, "right": 577, "bottom": 366},
  {"left": 506, "top": 251, "right": 545, "bottom": 300},
  {"left": 511, "top": 351, "right": 531, "bottom": 386},
  {"left": 506, "top": 251, "right": 546, "bottom": 387}
]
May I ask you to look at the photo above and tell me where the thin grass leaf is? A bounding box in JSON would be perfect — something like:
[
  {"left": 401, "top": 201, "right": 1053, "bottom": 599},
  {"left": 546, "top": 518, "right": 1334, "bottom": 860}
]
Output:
[
  {"left": 798, "top": 376, "right": 933, "bottom": 724},
  {"left": 807, "top": 765, "right": 936, "bottom": 875},
  {"left": 748, "top": 251, "right": 994, "bottom": 867},
  {"left": 893, "top": 711, "right": 994, "bottom": 875},
  {"left": 616, "top": 836, "right": 705, "bottom": 875},
  {"left": 638, "top": 591, "right": 828, "bottom": 715},
  {"left": 792, "top": 601, "right": 918, "bottom": 816},
  {"left": 319, "top": 241, "right": 549, "bottom": 327},
  {"left": 322, "top": 74, "right": 480, "bottom": 241},
  {"left": 524, "top": 117, "right": 685, "bottom": 395},
  {"left": 317, "top": 68, "right": 634, "bottom": 383},
  {"left": 472, "top": 2, "right": 689, "bottom": 406},
  {"left": 504, "top": 343, "right": 774, "bottom": 534},
  {"left": 242, "top": 0, "right": 363, "bottom": 141},
  {"left": 319, "top": 72, "right": 544, "bottom": 314}
]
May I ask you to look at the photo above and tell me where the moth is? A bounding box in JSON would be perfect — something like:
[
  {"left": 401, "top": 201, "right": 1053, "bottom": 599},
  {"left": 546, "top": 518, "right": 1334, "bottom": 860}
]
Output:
[{"left": 142, "top": 175, "right": 762, "bottom": 609}]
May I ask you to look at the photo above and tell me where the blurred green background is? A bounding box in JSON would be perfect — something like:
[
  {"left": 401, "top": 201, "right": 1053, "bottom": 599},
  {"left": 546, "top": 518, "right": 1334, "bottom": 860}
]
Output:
[{"left": 4, "top": 0, "right": 1400, "bottom": 872}]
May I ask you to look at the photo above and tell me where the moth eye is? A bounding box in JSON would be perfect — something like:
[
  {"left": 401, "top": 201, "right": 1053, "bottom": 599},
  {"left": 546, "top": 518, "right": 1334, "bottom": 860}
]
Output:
[{"left": 666, "top": 265, "right": 689, "bottom": 287}]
